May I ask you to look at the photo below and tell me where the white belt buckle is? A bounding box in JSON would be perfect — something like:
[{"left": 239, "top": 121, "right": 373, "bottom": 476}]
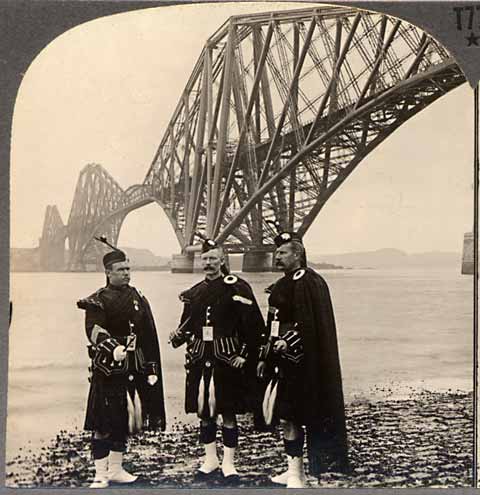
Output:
[
  {"left": 202, "top": 326, "right": 214, "bottom": 342},
  {"left": 271, "top": 321, "right": 280, "bottom": 338}
]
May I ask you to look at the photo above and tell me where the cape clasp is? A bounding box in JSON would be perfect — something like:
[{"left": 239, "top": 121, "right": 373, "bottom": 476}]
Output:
[
  {"left": 293, "top": 269, "right": 306, "bottom": 280},
  {"left": 224, "top": 275, "right": 238, "bottom": 285}
]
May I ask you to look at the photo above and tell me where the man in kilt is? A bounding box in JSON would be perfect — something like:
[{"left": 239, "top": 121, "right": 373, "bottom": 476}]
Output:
[
  {"left": 257, "top": 231, "right": 349, "bottom": 488},
  {"left": 169, "top": 238, "right": 264, "bottom": 483},
  {"left": 77, "top": 245, "right": 166, "bottom": 488}
]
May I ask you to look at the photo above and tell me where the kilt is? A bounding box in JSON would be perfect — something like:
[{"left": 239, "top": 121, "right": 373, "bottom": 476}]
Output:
[
  {"left": 265, "top": 356, "right": 306, "bottom": 424},
  {"left": 185, "top": 359, "right": 247, "bottom": 417},
  {"left": 84, "top": 369, "right": 158, "bottom": 438},
  {"left": 84, "top": 373, "right": 129, "bottom": 439}
]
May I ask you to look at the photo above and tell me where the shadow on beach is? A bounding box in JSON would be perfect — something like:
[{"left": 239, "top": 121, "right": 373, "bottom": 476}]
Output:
[{"left": 6, "top": 389, "right": 473, "bottom": 489}]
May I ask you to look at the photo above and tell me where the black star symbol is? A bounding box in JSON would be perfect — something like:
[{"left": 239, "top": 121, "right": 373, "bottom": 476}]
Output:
[{"left": 466, "top": 31, "right": 480, "bottom": 46}]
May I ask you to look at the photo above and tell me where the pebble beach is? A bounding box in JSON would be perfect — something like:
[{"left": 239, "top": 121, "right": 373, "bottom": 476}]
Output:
[{"left": 6, "top": 388, "right": 473, "bottom": 488}]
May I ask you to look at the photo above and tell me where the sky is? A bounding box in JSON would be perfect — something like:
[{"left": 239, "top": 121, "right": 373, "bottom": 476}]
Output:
[{"left": 11, "top": 2, "right": 474, "bottom": 258}]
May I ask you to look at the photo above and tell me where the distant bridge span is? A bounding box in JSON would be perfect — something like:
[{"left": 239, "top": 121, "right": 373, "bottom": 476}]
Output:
[{"left": 39, "top": 5, "right": 466, "bottom": 271}]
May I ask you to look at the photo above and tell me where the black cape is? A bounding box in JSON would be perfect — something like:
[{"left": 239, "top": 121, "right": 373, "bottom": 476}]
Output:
[
  {"left": 78, "top": 285, "right": 166, "bottom": 433},
  {"left": 292, "top": 267, "right": 349, "bottom": 475}
]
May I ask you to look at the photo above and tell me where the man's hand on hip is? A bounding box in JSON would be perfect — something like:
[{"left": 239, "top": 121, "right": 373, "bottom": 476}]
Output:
[{"left": 231, "top": 356, "right": 246, "bottom": 368}]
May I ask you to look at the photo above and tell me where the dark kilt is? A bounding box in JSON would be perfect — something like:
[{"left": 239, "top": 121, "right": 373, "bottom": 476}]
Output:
[
  {"left": 267, "top": 357, "right": 306, "bottom": 424},
  {"left": 85, "top": 373, "right": 128, "bottom": 438},
  {"left": 185, "top": 360, "right": 247, "bottom": 417},
  {"left": 85, "top": 371, "right": 156, "bottom": 437}
]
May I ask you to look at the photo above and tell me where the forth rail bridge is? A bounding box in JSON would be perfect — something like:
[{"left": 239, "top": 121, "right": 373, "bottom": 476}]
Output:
[{"left": 37, "top": 5, "right": 466, "bottom": 272}]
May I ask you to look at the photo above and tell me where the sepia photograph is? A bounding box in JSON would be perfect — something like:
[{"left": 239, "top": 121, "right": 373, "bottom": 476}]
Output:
[{"left": 6, "top": 1, "right": 476, "bottom": 489}]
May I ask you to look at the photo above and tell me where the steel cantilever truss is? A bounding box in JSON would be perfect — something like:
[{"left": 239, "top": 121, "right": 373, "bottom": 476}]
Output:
[
  {"left": 145, "top": 6, "right": 464, "bottom": 250},
  {"left": 41, "top": 6, "right": 466, "bottom": 270}
]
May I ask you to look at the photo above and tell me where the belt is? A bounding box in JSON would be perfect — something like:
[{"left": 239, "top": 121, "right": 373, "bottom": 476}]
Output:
[
  {"left": 194, "top": 328, "right": 234, "bottom": 340},
  {"left": 112, "top": 335, "right": 137, "bottom": 350}
]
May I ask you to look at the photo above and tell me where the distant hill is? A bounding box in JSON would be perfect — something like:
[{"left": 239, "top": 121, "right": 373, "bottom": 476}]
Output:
[
  {"left": 10, "top": 248, "right": 40, "bottom": 271},
  {"left": 120, "top": 247, "right": 170, "bottom": 268},
  {"left": 10, "top": 246, "right": 171, "bottom": 272},
  {"left": 309, "top": 248, "right": 461, "bottom": 269},
  {"left": 310, "top": 261, "right": 345, "bottom": 270},
  {"left": 10, "top": 246, "right": 461, "bottom": 272}
]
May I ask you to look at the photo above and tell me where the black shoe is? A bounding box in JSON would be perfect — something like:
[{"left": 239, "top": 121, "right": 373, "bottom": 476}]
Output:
[
  {"left": 222, "top": 473, "right": 240, "bottom": 486},
  {"left": 194, "top": 468, "right": 220, "bottom": 482}
]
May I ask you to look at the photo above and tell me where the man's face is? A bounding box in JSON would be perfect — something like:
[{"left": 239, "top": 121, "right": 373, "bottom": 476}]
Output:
[
  {"left": 275, "top": 243, "right": 300, "bottom": 273},
  {"left": 201, "top": 248, "right": 224, "bottom": 278},
  {"left": 106, "top": 260, "right": 131, "bottom": 286}
]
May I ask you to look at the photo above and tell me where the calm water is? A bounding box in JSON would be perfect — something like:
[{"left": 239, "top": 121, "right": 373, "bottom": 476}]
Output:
[{"left": 7, "top": 268, "right": 473, "bottom": 459}]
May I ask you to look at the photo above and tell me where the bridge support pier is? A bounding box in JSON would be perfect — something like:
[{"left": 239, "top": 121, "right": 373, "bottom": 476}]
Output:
[
  {"left": 242, "top": 250, "right": 272, "bottom": 272},
  {"left": 193, "top": 253, "right": 204, "bottom": 273},
  {"left": 461, "top": 232, "right": 473, "bottom": 275},
  {"left": 171, "top": 253, "right": 194, "bottom": 273}
]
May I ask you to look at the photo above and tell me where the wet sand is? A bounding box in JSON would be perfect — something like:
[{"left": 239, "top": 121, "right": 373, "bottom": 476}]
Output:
[{"left": 6, "top": 389, "right": 473, "bottom": 488}]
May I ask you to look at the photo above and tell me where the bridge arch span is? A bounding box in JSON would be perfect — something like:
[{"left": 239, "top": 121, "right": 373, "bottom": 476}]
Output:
[
  {"left": 67, "top": 188, "right": 185, "bottom": 270},
  {"left": 41, "top": 5, "right": 467, "bottom": 272}
]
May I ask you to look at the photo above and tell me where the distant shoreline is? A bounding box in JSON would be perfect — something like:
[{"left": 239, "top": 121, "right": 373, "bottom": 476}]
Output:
[
  {"left": 10, "top": 265, "right": 346, "bottom": 273},
  {"left": 10, "top": 247, "right": 461, "bottom": 273}
]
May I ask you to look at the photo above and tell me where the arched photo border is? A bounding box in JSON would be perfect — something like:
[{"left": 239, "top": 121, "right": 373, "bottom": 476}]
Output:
[{"left": 1, "top": 1, "right": 478, "bottom": 493}]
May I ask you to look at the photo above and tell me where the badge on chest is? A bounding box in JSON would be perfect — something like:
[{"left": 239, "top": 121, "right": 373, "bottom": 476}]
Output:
[
  {"left": 270, "top": 307, "right": 280, "bottom": 337},
  {"left": 271, "top": 321, "right": 280, "bottom": 338},
  {"left": 127, "top": 321, "right": 137, "bottom": 350},
  {"left": 202, "top": 326, "right": 214, "bottom": 341},
  {"left": 126, "top": 334, "right": 137, "bottom": 351}
]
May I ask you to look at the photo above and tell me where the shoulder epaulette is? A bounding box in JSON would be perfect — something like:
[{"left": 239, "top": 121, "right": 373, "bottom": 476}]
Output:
[
  {"left": 232, "top": 294, "right": 253, "bottom": 305},
  {"left": 179, "top": 279, "right": 207, "bottom": 301},
  {"left": 76, "top": 288, "right": 105, "bottom": 310}
]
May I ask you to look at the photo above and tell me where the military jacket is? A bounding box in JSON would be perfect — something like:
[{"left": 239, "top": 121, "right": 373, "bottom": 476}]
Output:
[
  {"left": 77, "top": 284, "right": 160, "bottom": 376},
  {"left": 176, "top": 274, "right": 265, "bottom": 367},
  {"left": 260, "top": 269, "right": 306, "bottom": 364}
]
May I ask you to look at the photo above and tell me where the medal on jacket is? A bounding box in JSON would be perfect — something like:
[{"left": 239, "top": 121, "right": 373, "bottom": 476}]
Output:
[
  {"left": 202, "top": 306, "right": 214, "bottom": 342},
  {"left": 271, "top": 309, "right": 280, "bottom": 337},
  {"left": 133, "top": 299, "right": 140, "bottom": 311}
]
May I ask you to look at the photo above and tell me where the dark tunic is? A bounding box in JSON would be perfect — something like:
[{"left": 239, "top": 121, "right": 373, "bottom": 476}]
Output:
[
  {"left": 262, "top": 268, "right": 349, "bottom": 475},
  {"left": 174, "top": 275, "right": 265, "bottom": 418},
  {"left": 77, "top": 284, "right": 166, "bottom": 439}
]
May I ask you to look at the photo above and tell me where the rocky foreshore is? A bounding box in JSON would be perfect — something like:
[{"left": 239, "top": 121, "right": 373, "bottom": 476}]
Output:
[{"left": 6, "top": 390, "right": 473, "bottom": 488}]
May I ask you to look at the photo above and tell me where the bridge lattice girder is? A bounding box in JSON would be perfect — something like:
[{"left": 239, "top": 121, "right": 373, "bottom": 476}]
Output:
[
  {"left": 143, "top": 6, "right": 465, "bottom": 252},
  {"left": 43, "top": 5, "right": 467, "bottom": 270},
  {"left": 65, "top": 164, "right": 183, "bottom": 269},
  {"left": 67, "top": 164, "right": 131, "bottom": 270}
]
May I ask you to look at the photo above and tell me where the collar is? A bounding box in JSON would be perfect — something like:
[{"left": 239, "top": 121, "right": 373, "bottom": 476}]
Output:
[
  {"left": 107, "top": 283, "right": 129, "bottom": 291},
  {"left": 285, "top": 265, "right": 302, "bottom": 277}
]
